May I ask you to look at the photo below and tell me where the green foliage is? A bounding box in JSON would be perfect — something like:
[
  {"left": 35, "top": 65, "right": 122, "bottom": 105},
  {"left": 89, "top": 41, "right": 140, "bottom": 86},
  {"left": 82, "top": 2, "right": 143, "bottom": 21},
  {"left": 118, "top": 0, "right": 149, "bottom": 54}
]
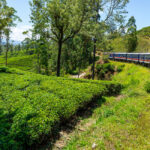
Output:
[
  {"left": 0, "top": 54, "right": 36, "bottom": 71},
  {"left": 110, "top": 25, "right": 150, "bottom": 53},
  {"left": 144, "top": 82, "right": 150, "bottom": 93},
  {"left": 0, "top": 68, "right": 121, "bottom": 149},
  {"left": 117, "top": 64, "right": 125, "bottom": 72},
  {"left": 96, "top": 63, "right": 115, "bottom": 80},
  {"left": 137, "top": 26, "right": 150, "bottom": 38},
  {"left": 103, "top": 63, "right": 115, "bottom": 72},
  {"left": 29, "top": 0, "right": 129, "bottom": 77},
  {"left": 62, "top": 35, "right": 93, "bottom": 74},
  {"left": 126, "top": 16, "right": 138, "bottom": 52},
  {"left": 0, "top": 66, "right": 9, "bottom": 73},
  {"left": 126, "top": 32, "right": 138, "bottom": 52}
]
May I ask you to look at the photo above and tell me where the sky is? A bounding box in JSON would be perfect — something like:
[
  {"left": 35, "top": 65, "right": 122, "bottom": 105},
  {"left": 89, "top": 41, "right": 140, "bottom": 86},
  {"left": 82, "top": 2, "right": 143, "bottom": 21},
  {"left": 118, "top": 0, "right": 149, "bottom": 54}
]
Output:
[
  {"left": 7, "top": 0, "right": 31, "bottom": 41},
  {"left": 7, "top": 0, "right": 150, "bottom": 42}
]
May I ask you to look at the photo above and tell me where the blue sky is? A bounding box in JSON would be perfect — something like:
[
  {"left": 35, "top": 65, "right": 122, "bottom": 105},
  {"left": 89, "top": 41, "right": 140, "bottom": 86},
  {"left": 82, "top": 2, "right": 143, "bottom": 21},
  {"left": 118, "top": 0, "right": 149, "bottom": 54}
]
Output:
[
  {"left": 127, "top": 0, "right": 150, "bottom": 30},
  {"left": 7, "top": 0, "right": 150, "bottom": 41},
  {"left": 7, "top": 0, "right": 31, "bottom": 41}
]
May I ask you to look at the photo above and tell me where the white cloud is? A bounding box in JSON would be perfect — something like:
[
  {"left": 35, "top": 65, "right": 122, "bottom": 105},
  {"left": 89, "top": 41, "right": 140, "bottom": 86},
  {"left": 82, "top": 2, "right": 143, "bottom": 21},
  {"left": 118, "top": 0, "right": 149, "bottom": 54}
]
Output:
[{"left": 10, "top": 25, "right": 32, "bottom": 42}]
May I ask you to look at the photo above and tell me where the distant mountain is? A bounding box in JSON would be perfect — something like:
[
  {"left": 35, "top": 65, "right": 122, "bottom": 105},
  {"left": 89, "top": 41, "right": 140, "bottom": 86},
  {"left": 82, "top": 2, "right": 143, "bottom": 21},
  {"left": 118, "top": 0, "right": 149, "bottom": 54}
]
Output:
[
  {"left": 12, "top": 41, "right": 21, "bottom": 45},
  {"left": 1, "top": 40, "right": 21, "bottom": 45}
]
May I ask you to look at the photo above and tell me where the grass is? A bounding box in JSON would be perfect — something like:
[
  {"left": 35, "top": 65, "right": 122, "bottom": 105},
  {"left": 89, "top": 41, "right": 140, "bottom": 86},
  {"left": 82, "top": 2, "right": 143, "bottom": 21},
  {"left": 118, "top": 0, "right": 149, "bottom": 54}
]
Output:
[
  {"left": 0, "top": 67, "right": 121, "bottom": 149},
  {"left": 63, "top": 61, "right": 150, "bottom": 150}
]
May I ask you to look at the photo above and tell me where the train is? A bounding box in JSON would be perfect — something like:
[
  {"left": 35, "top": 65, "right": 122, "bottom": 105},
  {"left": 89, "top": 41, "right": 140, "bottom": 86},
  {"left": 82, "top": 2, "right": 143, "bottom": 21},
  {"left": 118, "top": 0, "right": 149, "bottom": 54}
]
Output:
[{"left": 109, "top": 53, "right": 150, "bottom": 64}]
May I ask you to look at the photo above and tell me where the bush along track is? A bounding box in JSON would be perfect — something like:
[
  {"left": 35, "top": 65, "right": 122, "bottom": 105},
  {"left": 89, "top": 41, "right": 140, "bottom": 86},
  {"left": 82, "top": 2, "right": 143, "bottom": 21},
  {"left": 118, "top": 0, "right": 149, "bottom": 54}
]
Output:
[
  {"left": 64, "top": 61, "right": 150, "bottom": 150},
  {"left": 0, "top": 67, "right": 121, "bottom": 149}
]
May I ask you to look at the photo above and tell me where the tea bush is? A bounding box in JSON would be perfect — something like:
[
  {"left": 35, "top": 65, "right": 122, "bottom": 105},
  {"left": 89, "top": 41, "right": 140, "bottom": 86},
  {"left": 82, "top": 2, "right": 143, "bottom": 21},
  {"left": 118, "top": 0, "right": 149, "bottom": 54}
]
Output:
[
  {"left": 0, "top": 66, "right": 10, "bottom": 73},
  {"left": 0, "top": 68, "right": 121, "bottom": 149}
]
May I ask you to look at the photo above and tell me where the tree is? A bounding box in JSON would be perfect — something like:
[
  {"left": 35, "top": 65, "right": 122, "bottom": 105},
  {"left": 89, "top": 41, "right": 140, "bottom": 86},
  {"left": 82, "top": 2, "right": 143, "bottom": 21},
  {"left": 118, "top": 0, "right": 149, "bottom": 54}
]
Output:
[
  {"left": 30, "top": 0, "right": 129, "bottom": 77},
  {"left": 0, "top": 0, "right": 7, "bottom": 55},
  {"left": 126, "top": 16, "right": 137, "bottom": 52},
  {"left": 90, "top": 0, "right": 129, "bottom": 79},
  {"left": 30, "top": 0, "right": 92, "bottom": 76},
  {"left": 46, "top": 0, "right": 93, "bottom": 76},
  {"left": 3, "top": 5, "right": 21, "bottom": 66},
  {"left": 0, "top": 0, "right": 21, "bottom": 64},
  {"left": 30, "top": 0, "right": 49, "bottom": 73},
  {"left": 62, "top": 33, "right": 92, "bottom": 75},
  {"left": 4, "top": 28, "right": 10, "bottom": 66}
]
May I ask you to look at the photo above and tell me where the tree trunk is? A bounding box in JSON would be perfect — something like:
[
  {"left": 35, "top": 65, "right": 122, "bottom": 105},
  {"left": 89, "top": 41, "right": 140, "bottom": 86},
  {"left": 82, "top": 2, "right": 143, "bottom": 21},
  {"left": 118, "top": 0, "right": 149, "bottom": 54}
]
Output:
[
  {"left": 6, "top": 36, "right": 9, "bottom": 66},
  {"left": 92, "top": 38, "right": 96, "bottom": 80},
  {"left": 0, "top": 32, "right": 2, "bottom": 55},
  {"left": 78, "top": 66, "right": 80, "bottom": 78},
  {"left": 37, "top": 53, "right": 41, "bottom": 74},
  {"left": 57, "top": 40, "right": 62, "bottom": 77}
]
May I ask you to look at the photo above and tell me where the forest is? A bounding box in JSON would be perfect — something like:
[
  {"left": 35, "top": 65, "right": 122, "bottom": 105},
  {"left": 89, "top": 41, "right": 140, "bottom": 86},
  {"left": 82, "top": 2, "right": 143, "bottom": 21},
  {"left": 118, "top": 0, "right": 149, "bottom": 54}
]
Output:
[
  {"left": 0, "top": 0, "right": 138, "bottom": 78},
  {"left": 0, "top": 0, "right": 150, "bottom": 149}
]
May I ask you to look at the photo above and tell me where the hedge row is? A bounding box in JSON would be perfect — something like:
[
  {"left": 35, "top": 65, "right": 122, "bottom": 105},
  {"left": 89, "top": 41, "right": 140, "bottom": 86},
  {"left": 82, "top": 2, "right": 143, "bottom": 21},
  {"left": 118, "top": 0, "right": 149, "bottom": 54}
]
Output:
[{"left": 0, "top": 68, "right": 122, "bottom": 149}]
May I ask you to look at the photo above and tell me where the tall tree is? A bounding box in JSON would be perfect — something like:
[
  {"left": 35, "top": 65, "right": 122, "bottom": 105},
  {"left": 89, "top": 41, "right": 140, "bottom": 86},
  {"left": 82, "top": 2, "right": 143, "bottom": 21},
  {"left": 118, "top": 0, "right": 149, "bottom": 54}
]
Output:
[
  {"left": 4, "top": 28, "right": 10, "bottom": 66},
  {"left": 3, "top": 6, "right": 21, "bottom": 66},
  {"left": 126, "top": 16, "right": 137, "bottom": 52},
  {"left": 30, "top": 0, "right": 49, "bottom": 73},
  {"left": 0, "top": 0, "right": 7, "bottom": 55},
  {"left": 45, "top": 0, "right": 92, "bottom": 76}
]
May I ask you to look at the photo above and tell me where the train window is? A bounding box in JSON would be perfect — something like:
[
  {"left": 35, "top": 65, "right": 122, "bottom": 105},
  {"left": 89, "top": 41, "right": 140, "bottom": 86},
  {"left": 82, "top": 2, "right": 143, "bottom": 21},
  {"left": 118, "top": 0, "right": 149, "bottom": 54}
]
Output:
[
  {"left": 130, "top": 54, "right": 132, "bottom": 58},
  {"left": 145, "top": 55, "right": 148, "bottom": 59},
  {"left": 147, "top": 55, "right": 150, "bottom": 59}
]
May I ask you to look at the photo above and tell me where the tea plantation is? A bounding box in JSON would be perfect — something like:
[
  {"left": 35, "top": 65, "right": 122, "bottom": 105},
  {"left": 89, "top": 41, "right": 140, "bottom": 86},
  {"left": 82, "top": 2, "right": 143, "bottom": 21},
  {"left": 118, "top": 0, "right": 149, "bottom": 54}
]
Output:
[
  {"left": 0, "top": 67, "right": 121, "bottom": 149},
  {"left": 0, "top": 55, "right": 35, "bottom": 71}
]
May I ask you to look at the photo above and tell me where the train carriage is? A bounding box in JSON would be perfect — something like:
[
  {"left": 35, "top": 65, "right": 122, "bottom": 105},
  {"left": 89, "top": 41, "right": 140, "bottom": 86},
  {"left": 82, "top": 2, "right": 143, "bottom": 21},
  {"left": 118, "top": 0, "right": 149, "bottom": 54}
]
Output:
[
  {"left": 140, "top": 53, "right": 150, "bottom": 63},
  {"left": 127, "top": 53, "right": 139, "bottom": 62},
  {"left": 109, "top": 53, "right": 150, "bottom": 64}
]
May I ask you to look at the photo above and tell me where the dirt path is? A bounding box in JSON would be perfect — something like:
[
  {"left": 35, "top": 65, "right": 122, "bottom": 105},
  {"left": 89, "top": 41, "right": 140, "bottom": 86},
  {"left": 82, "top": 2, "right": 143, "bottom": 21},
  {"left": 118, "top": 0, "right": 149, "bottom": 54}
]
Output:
[
  {"left": 53, "top": 118, "right": 96, "bottom": 150},
  {"left": 39, "top": 99, "right": 103, "bottom": 150},
  {"left": 71, "top": 72, "right": 86, "bottom": 79},
  {"left": 53, "top": 103, "right": 98, "bottom": 150}
]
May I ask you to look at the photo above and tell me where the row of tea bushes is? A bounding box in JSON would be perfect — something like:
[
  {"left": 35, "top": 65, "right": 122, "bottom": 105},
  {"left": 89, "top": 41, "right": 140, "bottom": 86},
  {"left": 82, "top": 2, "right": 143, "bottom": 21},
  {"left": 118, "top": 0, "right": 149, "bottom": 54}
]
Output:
[
  {"left": 0, "top": 67, "right": 122, "bottom": 149},
  {"left": 0, "top": 55, "right": 35, "bottom": 71}
]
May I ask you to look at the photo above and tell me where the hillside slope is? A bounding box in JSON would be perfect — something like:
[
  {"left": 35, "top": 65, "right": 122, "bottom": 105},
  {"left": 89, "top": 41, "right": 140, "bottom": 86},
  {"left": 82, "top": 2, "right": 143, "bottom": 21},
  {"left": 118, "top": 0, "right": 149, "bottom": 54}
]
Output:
[
  {"left": 111, "top": 26, "right": 150, "bottom": 52},
  {"left": 64, "top": 61, "right": 150, "bottom": 150},
  {"left": 0, "top": 54, "right": 36, "bottom": 71}
]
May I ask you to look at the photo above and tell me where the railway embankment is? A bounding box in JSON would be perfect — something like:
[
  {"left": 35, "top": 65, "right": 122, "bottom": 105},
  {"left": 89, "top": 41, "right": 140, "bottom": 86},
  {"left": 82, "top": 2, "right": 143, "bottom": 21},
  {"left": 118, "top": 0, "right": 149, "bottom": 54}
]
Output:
[{"left": 63, "top": 61, "right": 150, "bottom": 150}]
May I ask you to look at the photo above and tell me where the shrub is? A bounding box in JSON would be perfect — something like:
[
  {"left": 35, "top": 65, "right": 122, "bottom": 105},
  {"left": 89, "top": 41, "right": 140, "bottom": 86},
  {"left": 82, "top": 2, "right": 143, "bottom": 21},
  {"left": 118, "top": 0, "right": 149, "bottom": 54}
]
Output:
[
  {"left": 0, "top": 66, "right": 10, "bottom": 73},
  {"left": 117, "top": 64, "right": 125, "bottom": 72},
  {"left": 103, "top": 63, "right": 115, "bottom": 73},
  {"left": 145, "top": 82, "right": 150, "bottom": 93},
  {"left": 96, "top": 63, "right": 115, "bottom": 80}
]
